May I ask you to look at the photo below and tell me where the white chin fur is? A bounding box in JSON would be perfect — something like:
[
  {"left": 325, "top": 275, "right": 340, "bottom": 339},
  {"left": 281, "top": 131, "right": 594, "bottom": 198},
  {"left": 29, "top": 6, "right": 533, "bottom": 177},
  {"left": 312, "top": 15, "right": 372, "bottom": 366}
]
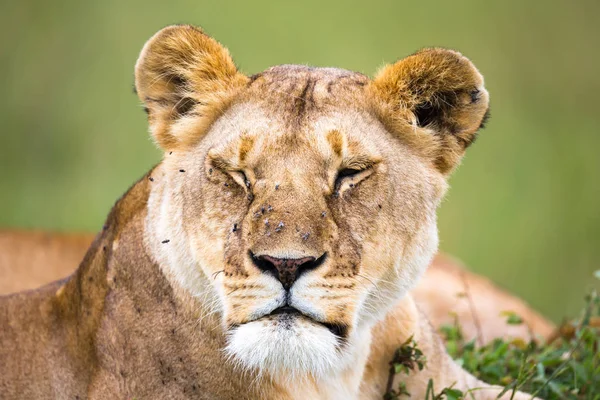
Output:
[{"left": 225, "top": 317, "right": 341, "bottom": 381}]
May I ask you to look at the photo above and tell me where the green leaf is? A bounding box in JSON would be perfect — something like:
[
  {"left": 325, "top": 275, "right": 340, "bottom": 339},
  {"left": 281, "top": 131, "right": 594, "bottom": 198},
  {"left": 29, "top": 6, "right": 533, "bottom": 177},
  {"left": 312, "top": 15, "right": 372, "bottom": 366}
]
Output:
[
  {"left": 443, "top": 388, "right": 464, "bottom": 400},
  {"left": 505, "top": 312, "right": 524, "bottom": 325}
]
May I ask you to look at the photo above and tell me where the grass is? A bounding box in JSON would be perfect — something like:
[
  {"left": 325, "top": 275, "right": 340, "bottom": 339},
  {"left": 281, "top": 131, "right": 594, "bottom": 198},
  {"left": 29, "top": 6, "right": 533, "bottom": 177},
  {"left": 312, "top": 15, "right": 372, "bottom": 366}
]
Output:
[{"left": 386, "top": 276, "right": 600, "bottom": 399}]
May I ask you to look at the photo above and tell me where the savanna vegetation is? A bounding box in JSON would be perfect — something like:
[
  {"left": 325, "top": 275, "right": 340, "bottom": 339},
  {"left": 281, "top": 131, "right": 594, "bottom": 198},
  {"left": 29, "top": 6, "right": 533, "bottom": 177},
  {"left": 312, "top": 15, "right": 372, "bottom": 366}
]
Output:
[{"left": 387, "top": 284, "right": 600, "bottom": 399}]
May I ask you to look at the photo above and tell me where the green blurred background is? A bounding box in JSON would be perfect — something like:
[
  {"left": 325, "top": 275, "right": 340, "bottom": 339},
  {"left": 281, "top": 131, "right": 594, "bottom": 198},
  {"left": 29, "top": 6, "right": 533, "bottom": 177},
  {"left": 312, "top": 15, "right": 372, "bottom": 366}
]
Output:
[{"left": 1, "top": 0, "right": 598, "bottom": 321}]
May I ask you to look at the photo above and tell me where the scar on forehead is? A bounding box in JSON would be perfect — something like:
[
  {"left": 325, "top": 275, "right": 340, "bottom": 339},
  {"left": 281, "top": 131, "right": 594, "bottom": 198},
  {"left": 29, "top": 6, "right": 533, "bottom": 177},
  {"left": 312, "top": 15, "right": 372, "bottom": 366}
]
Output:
[
  {"left": 238, "top": 134, "right": 256, "bottom": 163},
  {"left": 326, "top": 129, "right": 344, "bottom": 157}
]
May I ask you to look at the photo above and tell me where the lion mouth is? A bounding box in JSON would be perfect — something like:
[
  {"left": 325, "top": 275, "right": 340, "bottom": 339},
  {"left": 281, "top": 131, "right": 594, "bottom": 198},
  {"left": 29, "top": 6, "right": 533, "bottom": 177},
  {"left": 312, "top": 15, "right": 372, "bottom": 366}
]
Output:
[
  {"left": 268, "top": 305, "right": 300, "bottom": 316},
  {"left": 266, "top": 306, "right": 348, "bottom": 339}
]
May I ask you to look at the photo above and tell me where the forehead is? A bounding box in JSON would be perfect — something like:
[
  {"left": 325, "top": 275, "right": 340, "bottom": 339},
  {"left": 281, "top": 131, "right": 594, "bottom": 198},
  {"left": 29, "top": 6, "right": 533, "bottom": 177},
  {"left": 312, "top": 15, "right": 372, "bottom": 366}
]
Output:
[
  {"left": 244, "top": 65, "right": 370, "bottom": 120},
  {"left": 204, "top": 66, "right": 386, "bottom": 158}
]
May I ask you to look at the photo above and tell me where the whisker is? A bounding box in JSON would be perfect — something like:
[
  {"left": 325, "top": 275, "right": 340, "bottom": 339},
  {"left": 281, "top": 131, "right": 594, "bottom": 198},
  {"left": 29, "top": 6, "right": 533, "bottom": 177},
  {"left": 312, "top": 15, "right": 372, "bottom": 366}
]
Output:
[{"left": 212, "top": 270, "right": 225, "bottom": 280}]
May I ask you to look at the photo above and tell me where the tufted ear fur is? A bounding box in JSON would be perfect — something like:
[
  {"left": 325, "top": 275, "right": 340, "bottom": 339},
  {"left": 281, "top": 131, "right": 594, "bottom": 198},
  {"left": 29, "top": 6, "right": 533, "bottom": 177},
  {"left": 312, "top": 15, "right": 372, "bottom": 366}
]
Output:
[
  {"left": 370, "top": 48, "right": 490, "bottom": 174},
  {"left": 135, "top": 25, "right": 248, "bottom": 151}
]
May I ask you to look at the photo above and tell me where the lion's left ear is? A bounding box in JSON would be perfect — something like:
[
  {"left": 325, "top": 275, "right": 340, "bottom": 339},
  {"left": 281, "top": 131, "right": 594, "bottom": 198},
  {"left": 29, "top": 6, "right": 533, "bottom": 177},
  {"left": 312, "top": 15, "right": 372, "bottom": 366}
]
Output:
[
  {"left": 135, "top": 25, "right": 248, "bottom": 151},
  {"left": 369, "top": 48, "right": 489, "bottom": 173}
]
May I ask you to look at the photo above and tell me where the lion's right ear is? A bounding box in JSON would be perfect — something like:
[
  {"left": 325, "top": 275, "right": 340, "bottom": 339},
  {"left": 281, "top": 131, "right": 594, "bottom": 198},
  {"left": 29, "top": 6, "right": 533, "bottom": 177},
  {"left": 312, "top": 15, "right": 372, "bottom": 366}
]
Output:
[{"left": 135, "top": 25, "right": 248, "bottom": 151}]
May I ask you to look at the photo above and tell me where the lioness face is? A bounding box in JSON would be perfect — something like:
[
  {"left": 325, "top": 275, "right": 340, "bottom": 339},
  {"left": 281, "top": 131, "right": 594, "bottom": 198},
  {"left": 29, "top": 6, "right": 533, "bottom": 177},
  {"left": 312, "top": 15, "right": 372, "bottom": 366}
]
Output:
[{"left": 137, "top": 26, "right": 489, "bottom": 379}]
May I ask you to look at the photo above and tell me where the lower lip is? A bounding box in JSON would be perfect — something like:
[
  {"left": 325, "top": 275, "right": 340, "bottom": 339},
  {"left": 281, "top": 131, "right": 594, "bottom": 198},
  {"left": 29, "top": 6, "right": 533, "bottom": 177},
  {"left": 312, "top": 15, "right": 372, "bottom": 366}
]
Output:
[
  {"left": 264, "top": 310, "right": 347, "bottom": 339},
  {"left": 268, "top": 306, "right": 300, "bottom": 316}
]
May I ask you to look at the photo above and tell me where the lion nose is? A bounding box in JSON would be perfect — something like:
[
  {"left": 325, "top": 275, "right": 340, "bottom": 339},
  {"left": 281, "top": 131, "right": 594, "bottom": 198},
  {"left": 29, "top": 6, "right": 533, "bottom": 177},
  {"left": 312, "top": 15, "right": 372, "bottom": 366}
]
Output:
[{"left": 251, "top": 253, "right": 327, "bottom": 290}]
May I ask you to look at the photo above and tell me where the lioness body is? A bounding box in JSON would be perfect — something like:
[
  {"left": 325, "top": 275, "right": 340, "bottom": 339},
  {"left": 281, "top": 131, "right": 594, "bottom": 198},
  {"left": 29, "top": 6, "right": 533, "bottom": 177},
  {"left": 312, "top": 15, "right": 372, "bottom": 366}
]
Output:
[
  {"left": 0, "top": 230, "right": 554, "bottom": 343},
  {"left": 0, "top": 25, "right": 538, "bottom": 398},
  {"left": 0, "top": 231, "right": 95, "bottom": 295}
]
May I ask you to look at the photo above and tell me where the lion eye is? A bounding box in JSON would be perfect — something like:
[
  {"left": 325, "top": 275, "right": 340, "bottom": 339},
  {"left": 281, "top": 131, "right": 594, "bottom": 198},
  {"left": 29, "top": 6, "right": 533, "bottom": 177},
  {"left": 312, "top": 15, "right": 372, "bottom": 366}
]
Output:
[
  {"left": 334, "top": 167, "right": 371, "bottom": 190},
  {"left": 230, "top": 170, "right": 251, "bottom": 190},
  {"left": 336, "top": 168, "right": 362, "bottom": 182}
]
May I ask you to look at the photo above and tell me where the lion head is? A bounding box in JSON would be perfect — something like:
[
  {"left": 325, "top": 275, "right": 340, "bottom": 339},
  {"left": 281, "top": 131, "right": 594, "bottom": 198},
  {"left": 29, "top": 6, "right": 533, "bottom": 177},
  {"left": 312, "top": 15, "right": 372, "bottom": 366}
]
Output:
[{"left": 135, "top": 25, "right": 489, "bottom": 380}]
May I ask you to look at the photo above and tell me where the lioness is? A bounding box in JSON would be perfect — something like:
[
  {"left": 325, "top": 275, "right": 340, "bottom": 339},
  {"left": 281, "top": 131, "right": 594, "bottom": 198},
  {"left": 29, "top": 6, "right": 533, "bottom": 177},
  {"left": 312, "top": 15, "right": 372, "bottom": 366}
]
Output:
[{"left": 0, "top": 25, "right": 537, "bottom": 399}]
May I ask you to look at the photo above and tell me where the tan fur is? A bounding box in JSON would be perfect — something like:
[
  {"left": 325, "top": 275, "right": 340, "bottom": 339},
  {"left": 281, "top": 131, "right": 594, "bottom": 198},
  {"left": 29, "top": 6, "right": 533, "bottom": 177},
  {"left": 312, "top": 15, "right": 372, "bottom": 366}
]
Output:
[
  {"left": 0, "top": 230, "right": 94, "bottom": 294},
  {"left": 0, "top": 25, "right": 540, "bottom": 399}
]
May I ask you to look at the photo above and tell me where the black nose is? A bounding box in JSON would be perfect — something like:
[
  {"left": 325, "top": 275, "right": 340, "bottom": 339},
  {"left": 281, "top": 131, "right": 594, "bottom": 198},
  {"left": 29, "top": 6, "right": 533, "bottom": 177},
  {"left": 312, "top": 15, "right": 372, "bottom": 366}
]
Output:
[{"left": 251, "top": 252, "right": 327, "bottom": 290}]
